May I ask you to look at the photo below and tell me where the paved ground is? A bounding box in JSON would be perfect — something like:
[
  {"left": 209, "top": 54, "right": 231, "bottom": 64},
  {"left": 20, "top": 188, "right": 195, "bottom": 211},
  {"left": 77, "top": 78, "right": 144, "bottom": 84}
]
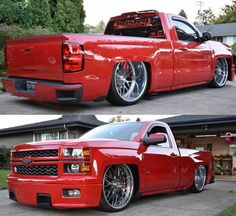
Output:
[
  {"left": 0, "top": 81, "right": 236, "bottom": 114},
  {"left": 0, "top": 181, "right": 235, "bottom": 216}
]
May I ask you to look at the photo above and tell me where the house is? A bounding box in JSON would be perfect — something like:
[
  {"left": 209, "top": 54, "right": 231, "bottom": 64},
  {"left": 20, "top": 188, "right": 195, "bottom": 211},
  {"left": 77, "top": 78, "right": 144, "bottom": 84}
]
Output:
[
  {"left": 0, "top": 115, "right": 105, "bottom": 148},
  {"left": 197, "top": 22, "right": 236, "bottom": 46},
  {"left": 162, "top": 115, "right": 236, "bottom": 175}
]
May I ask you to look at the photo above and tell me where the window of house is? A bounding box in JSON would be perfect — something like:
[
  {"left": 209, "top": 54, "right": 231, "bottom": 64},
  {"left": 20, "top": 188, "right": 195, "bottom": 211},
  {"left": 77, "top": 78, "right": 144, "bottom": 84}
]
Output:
[
  {"left": 34, "top": 130, "right": 81, "bottom": 141},
  {"left": 59, "top": 131, "right": 68, "bottom": 140},
  {"left": 68, "top": 130, "right": 80, "bottom": 139}
]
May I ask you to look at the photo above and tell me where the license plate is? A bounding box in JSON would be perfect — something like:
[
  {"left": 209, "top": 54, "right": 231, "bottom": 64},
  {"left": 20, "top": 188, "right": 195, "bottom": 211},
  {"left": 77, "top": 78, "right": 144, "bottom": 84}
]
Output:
[{"left": 26, "top": 81, "right": 37, "bottom": 91}]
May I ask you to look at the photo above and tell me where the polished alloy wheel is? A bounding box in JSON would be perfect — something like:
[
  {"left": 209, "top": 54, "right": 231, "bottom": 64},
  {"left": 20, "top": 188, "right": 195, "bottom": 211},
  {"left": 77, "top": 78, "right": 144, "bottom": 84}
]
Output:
[
  {"left": 114, "top": 61, "right": 148, "bottom": 103},
  {"left": 102, "top": 164, "right": 134, "bottom": 210},
  {"left": 214, "top": 58, "right": 228, "bottom": 87},
  {"left": 194, "top": 165, "right": 206, "bottom": 192}
]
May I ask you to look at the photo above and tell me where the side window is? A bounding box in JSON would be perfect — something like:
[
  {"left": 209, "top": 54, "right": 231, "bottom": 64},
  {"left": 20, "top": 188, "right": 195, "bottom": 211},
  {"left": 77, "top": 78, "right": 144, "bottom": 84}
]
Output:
[
  {"left": 147, "top": 125, "right": 171, "bottom": 148},
  {"left": 172, "top": 19, "right": 199, "bottom": 42}
]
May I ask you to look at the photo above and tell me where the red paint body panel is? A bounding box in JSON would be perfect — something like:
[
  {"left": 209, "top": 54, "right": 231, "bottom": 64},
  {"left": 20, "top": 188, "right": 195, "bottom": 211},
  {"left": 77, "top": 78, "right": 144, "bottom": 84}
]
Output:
[
  {"left": 7, "top": 121, "right": 214, "bottom": 209},
  {"left": 2, "top": 12, "right": 235, "bottom": 103}
]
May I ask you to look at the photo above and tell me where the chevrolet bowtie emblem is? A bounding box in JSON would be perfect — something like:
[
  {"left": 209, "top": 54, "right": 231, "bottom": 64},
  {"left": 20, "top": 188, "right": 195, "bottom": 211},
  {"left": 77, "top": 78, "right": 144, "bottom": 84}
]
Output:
[{"left": 22, "top": 158, "right": 32, "bottom": 165}]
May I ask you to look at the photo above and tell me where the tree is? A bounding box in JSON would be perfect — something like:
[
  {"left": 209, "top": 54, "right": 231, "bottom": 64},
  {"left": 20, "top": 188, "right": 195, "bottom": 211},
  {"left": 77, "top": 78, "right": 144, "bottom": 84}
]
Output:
[
  {"left": 179, "top": 9, "right": 187, "bottom": 19},
  {"left": 0, "top": 0, "right": 52, "bottom": 29},
  {"left": 54, "top": 0, "right": 85, "bottom": 33},
  {"left": 84, "top": 20, "right": 106, "bottom": 34},
  {"left": 214, "top": 0, "right": 236, "bottom": 23},
  {"left": 195, "top": 8, "right": 216, "bottom": 25},
  {"left": 26, "top": 0, "right": 52, "bottom": 28},
  {"left": 109, "top": 116, "right": 130, "bottom": 123}
]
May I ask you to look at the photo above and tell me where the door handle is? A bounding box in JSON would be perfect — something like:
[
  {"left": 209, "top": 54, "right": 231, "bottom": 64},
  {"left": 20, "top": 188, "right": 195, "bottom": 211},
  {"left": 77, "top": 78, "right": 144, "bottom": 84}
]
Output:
[
  {"left": 179, "top": 47, "right": 188, "bottom": 51},
  {"left": 170, "top": 153, "right": 178, "bottom": 157}
]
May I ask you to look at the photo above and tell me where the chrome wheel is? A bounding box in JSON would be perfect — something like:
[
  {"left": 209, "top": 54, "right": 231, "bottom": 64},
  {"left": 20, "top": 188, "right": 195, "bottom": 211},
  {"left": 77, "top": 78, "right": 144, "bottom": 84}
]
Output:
[
  {"left": 194, "top": 165, "right": 206, "bottom": 192},
  {"left": 114, "top": 61, "right": 148, "bottom": 103},
  {"left": 213, "top": 58, "right": 228, "bottom": 87},
  {"left": 102, "top": 164, "right": 134, "bottom": 211}
]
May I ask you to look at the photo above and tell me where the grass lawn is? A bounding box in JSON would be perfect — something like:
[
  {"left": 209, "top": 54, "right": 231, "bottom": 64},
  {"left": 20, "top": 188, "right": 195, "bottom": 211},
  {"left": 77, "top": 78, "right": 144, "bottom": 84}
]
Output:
[
  {"left": 0, "top": 170, "right": 10, "bottom": 190},
  {"left": 216, "top": 203, "right": 236, "bottom": 216}
]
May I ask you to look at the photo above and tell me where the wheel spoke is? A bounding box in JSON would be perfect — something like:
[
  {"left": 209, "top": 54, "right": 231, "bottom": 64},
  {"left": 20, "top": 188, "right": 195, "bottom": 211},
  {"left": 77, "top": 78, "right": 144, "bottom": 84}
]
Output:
[
  {"left": 114, "top": 61, "right": 147, "bottom": 103},
  {"left": 214, "top": 59, "right": 228, "bottom": 87},
  {"left": 103, "top": 165, "right": 133, "bottom": 210}
]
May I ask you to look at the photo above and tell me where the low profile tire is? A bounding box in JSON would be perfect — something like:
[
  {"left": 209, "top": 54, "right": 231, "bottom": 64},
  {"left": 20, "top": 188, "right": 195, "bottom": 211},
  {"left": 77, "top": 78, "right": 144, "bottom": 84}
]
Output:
[
  {"left": 209, "top": 58, "right": 228, "bottom": 88},
  {"left": 99, "top": 164, "right": 134, "bottom": 212},
  {"left": 106, "top": 61, "right": 148, "bottom": 106},
  {"left": 190, "top": 165, "right": 206, "bottom": 193}
]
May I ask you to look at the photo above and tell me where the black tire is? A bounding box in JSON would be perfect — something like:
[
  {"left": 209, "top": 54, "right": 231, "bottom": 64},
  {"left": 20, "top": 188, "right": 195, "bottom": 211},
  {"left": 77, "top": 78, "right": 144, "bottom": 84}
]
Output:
[
  {"left": 190, "top": 165, "right": 206, "bottom": 193},
  {"left": 106, "top": 61, "right": 148, "bottom": 106},
  {"left": 209, "top": 58, "right": 228, "bottom": 88},
  {"left": 99, "top": 164, "right": 134, "bottom": 212}
]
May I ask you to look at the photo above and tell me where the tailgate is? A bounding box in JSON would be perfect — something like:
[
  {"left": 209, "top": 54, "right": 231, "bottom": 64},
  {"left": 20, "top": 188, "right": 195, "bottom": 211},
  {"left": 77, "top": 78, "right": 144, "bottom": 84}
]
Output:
[{"left": 6, "top": 35, "right": 67, "bottom": 81}]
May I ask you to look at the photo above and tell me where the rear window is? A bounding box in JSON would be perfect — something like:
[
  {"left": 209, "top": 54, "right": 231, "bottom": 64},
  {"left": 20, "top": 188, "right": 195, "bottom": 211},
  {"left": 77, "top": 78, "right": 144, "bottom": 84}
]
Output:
[{"left": 105, "top": 16, "right": 165, "bottom": 39}]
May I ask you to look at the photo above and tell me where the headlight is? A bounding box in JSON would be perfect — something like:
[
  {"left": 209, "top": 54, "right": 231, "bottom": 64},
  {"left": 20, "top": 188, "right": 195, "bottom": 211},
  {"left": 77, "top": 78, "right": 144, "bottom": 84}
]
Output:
[
  {"left": 64, "top": 164, "right": 90, "bottom": 173},
  {"left": 63, "top": 148, "right": 90, "bottom": 158}
]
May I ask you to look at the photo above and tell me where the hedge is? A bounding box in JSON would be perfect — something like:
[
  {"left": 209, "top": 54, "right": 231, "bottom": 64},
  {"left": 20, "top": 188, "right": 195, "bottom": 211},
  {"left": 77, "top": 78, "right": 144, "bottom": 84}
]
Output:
[
  {"left": 0, "top": 24, "right": 52, "bottom": 77},
  {"left": 0, "top": 146, "right": 11, "bottom": 169}
]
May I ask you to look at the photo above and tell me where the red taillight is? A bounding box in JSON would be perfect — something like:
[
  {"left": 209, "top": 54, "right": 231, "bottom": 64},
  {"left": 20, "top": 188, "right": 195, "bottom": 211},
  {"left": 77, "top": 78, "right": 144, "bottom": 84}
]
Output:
[{"left": 63, "top": 42, "right": 84, "bottom": 73}]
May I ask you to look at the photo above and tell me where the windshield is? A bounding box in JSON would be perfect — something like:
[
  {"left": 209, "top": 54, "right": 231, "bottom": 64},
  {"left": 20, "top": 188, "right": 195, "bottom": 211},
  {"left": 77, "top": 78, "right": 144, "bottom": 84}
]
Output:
[
  {"left": 105, "top": 16, "right": 165, "bottom": 39},
  {"left": 80, "top": 122, "right": 144, "bottom": 141}
]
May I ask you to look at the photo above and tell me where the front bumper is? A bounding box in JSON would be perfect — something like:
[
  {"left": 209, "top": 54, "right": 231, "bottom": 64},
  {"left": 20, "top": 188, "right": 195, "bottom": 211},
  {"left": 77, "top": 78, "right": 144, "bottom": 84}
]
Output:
[
  {"left": 7, "top": 175, "right": 102, "bottom": 208},
  {"left": 1, "top": 77, "right": 83, "bottom": 103}
]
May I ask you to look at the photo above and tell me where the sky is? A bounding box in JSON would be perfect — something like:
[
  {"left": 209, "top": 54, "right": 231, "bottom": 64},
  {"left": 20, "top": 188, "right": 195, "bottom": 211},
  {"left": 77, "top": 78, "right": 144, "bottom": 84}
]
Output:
[
  {"left": 0, "top": 115, "right": 174, "bottom": 130},
  {"left": 84, "top": 0, "right": 233, "bottom": 25}
]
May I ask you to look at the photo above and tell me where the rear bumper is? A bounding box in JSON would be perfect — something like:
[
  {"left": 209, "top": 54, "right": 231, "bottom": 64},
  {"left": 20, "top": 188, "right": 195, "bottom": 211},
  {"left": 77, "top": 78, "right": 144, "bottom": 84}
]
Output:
[
  {"left": 1, "top": 77, "right": 83, "bottom": 103},
  {"left": 7, "top": 175, "right": 102, "bottom": 208}
]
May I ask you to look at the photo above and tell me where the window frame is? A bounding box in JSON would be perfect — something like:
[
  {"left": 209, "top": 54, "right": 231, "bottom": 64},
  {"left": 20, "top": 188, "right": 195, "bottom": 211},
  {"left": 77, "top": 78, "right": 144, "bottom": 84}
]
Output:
[
  {"left": 172, "top": 17, "right": 201, "bottom": 42},
  {"left": 143, "top": 123, "right": 173, "bottom": 149}
]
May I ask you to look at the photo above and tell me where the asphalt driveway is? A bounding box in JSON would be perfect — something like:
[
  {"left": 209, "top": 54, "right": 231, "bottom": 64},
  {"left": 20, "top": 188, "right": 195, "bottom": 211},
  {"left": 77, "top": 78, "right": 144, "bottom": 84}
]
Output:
[
  {"left": 0, "top": 81, "right": 236, "bottom": 114},
  {"left": 0, "top": 180, "right": 235, "bottom": 216}
]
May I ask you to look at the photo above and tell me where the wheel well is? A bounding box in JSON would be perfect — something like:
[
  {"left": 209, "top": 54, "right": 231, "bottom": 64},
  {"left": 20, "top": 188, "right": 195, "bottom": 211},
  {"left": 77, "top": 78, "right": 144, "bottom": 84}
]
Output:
[
  {"left": 144, "top": 62, "right": 151, "bottom": 92},
  {"left": 204, "top": 165, "right": 208, "bottom": 185},
  {"left": 127, "top": 164, "right": 140, "bottom": 196},
  {"left": 225, "top": 58, "right": 232, "bottom": 81}
]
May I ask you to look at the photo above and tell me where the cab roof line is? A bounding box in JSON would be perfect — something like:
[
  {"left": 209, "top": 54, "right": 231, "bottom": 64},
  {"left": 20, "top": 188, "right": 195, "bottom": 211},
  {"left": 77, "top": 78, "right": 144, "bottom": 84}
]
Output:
[{"left": 121, "top": 10, "right": 159, "bottom": 16}]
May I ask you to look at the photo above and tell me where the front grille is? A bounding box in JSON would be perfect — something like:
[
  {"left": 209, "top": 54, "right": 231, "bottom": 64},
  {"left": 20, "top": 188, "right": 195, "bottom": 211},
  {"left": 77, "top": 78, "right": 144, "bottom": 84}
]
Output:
[
  {"left": 12, "top": 150, "right": 58, "bottom": 158},
  {"left": 14, "top": 165, "right": 58, "bottom": 176}
]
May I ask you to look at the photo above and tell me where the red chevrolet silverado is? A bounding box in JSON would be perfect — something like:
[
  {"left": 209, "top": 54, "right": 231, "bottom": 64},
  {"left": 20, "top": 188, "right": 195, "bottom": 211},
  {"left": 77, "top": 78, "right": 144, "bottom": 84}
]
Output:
[
  {"left": 7, "top": 121, "right": 214, "bottom": 212},
  {"left": 2, "top": 10, "right": 235, "bottom": 106}
]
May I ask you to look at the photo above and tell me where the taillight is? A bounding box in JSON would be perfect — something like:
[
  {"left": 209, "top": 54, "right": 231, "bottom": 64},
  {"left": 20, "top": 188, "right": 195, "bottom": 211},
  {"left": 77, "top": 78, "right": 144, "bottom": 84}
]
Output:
[{"left": 63, "top": 42, "right": 84, "bottom": 73}]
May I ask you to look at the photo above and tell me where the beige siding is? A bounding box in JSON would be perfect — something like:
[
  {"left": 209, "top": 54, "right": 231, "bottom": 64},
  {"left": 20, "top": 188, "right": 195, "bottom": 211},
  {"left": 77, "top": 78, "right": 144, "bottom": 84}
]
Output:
[{"left": 0, "top": 133, "right": 33, "bottom": 148}]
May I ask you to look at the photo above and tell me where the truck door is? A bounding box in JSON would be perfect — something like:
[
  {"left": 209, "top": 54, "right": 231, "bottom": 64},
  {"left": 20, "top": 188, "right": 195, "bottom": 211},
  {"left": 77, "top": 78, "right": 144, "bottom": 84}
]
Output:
[
  {"left": 171, "top": 17, "right": 212, "bottom": 86},
  {"left": 142, "top": 124, "right": 181, "bottom": 192}
]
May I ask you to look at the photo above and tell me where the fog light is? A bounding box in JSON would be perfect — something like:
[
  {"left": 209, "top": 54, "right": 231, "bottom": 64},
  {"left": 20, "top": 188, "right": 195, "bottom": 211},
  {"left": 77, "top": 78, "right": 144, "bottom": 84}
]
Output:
[
  {"left": 63, "top": 189, "right": 80, "bottom": 197},
  {"left": 14, "top": 167, "right": 17, "bottom": 173}
]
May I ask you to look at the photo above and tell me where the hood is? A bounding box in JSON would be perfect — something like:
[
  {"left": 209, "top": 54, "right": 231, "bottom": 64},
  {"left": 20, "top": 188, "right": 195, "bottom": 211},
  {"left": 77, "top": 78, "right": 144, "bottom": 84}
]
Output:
[{"left": 12, "top": 138, "right": 140, "bottom": 152}]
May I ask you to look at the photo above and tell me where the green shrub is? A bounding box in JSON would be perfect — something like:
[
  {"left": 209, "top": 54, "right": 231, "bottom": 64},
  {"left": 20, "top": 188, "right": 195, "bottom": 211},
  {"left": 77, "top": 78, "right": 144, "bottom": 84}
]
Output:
[
  {"left": 232, "top": 43, "right": 236, "bottom": 50},
  {"left": 0, "top": 24, "right": 52, "bottom": 50},
  {"left": 0, "top": 146, "right": 11, "bottom": 169},
  {"left": 0, "top": 24, "right": 52, "bottom": 77},
  {"left": 0, "top": 51, "right": 6, "bottom": 77}
]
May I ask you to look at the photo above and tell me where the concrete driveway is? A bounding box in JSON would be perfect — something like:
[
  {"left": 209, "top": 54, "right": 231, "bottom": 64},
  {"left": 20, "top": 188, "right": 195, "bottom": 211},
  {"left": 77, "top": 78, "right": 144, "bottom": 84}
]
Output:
[
  {"left": 0, "top": 81, "right": 236, "bottom": 114},
  {"left": 0, "top": 181, "right": 235, "bottom": 216}
]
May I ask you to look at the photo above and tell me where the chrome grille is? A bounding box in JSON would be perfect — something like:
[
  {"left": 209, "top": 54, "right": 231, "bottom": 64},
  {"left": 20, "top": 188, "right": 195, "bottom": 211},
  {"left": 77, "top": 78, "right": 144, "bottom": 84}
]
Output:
[
  {"left": 14, "top": 165, "right": 58, "bottom": 176},
  {"left": 12, "top": 150, "right": 58, "bottom": 158}
]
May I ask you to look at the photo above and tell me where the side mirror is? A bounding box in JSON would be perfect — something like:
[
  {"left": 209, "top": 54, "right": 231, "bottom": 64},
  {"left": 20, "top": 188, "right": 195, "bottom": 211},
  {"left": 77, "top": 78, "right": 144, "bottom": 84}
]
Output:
[
  {"left": 143, "top": 133, "right": 167, "bottom": 146},
  {"left": 202, "top": 32, "right": 212, "bottom": 42}
]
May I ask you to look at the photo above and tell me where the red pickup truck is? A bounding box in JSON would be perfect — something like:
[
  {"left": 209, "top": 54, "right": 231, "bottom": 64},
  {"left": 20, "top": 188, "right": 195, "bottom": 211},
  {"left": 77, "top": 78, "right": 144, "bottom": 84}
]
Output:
[
  {"left": 7, "top": 121, "right": 214, "bottom": 212},
  {"left": 2, "top": 10, "right": 235, "bottom": 106}
]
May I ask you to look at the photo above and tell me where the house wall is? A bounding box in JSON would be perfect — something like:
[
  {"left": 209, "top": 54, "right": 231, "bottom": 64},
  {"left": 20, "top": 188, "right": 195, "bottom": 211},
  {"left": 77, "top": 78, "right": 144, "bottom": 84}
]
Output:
[
  {"left": 175, "top": 136, "right": 229, "bottom": 155},
  {"left": 223, "top": 36, "right": 236, "bottom": 46},
  {"left": 0, "top": 133, "right": 33, "bottom": 148}
]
